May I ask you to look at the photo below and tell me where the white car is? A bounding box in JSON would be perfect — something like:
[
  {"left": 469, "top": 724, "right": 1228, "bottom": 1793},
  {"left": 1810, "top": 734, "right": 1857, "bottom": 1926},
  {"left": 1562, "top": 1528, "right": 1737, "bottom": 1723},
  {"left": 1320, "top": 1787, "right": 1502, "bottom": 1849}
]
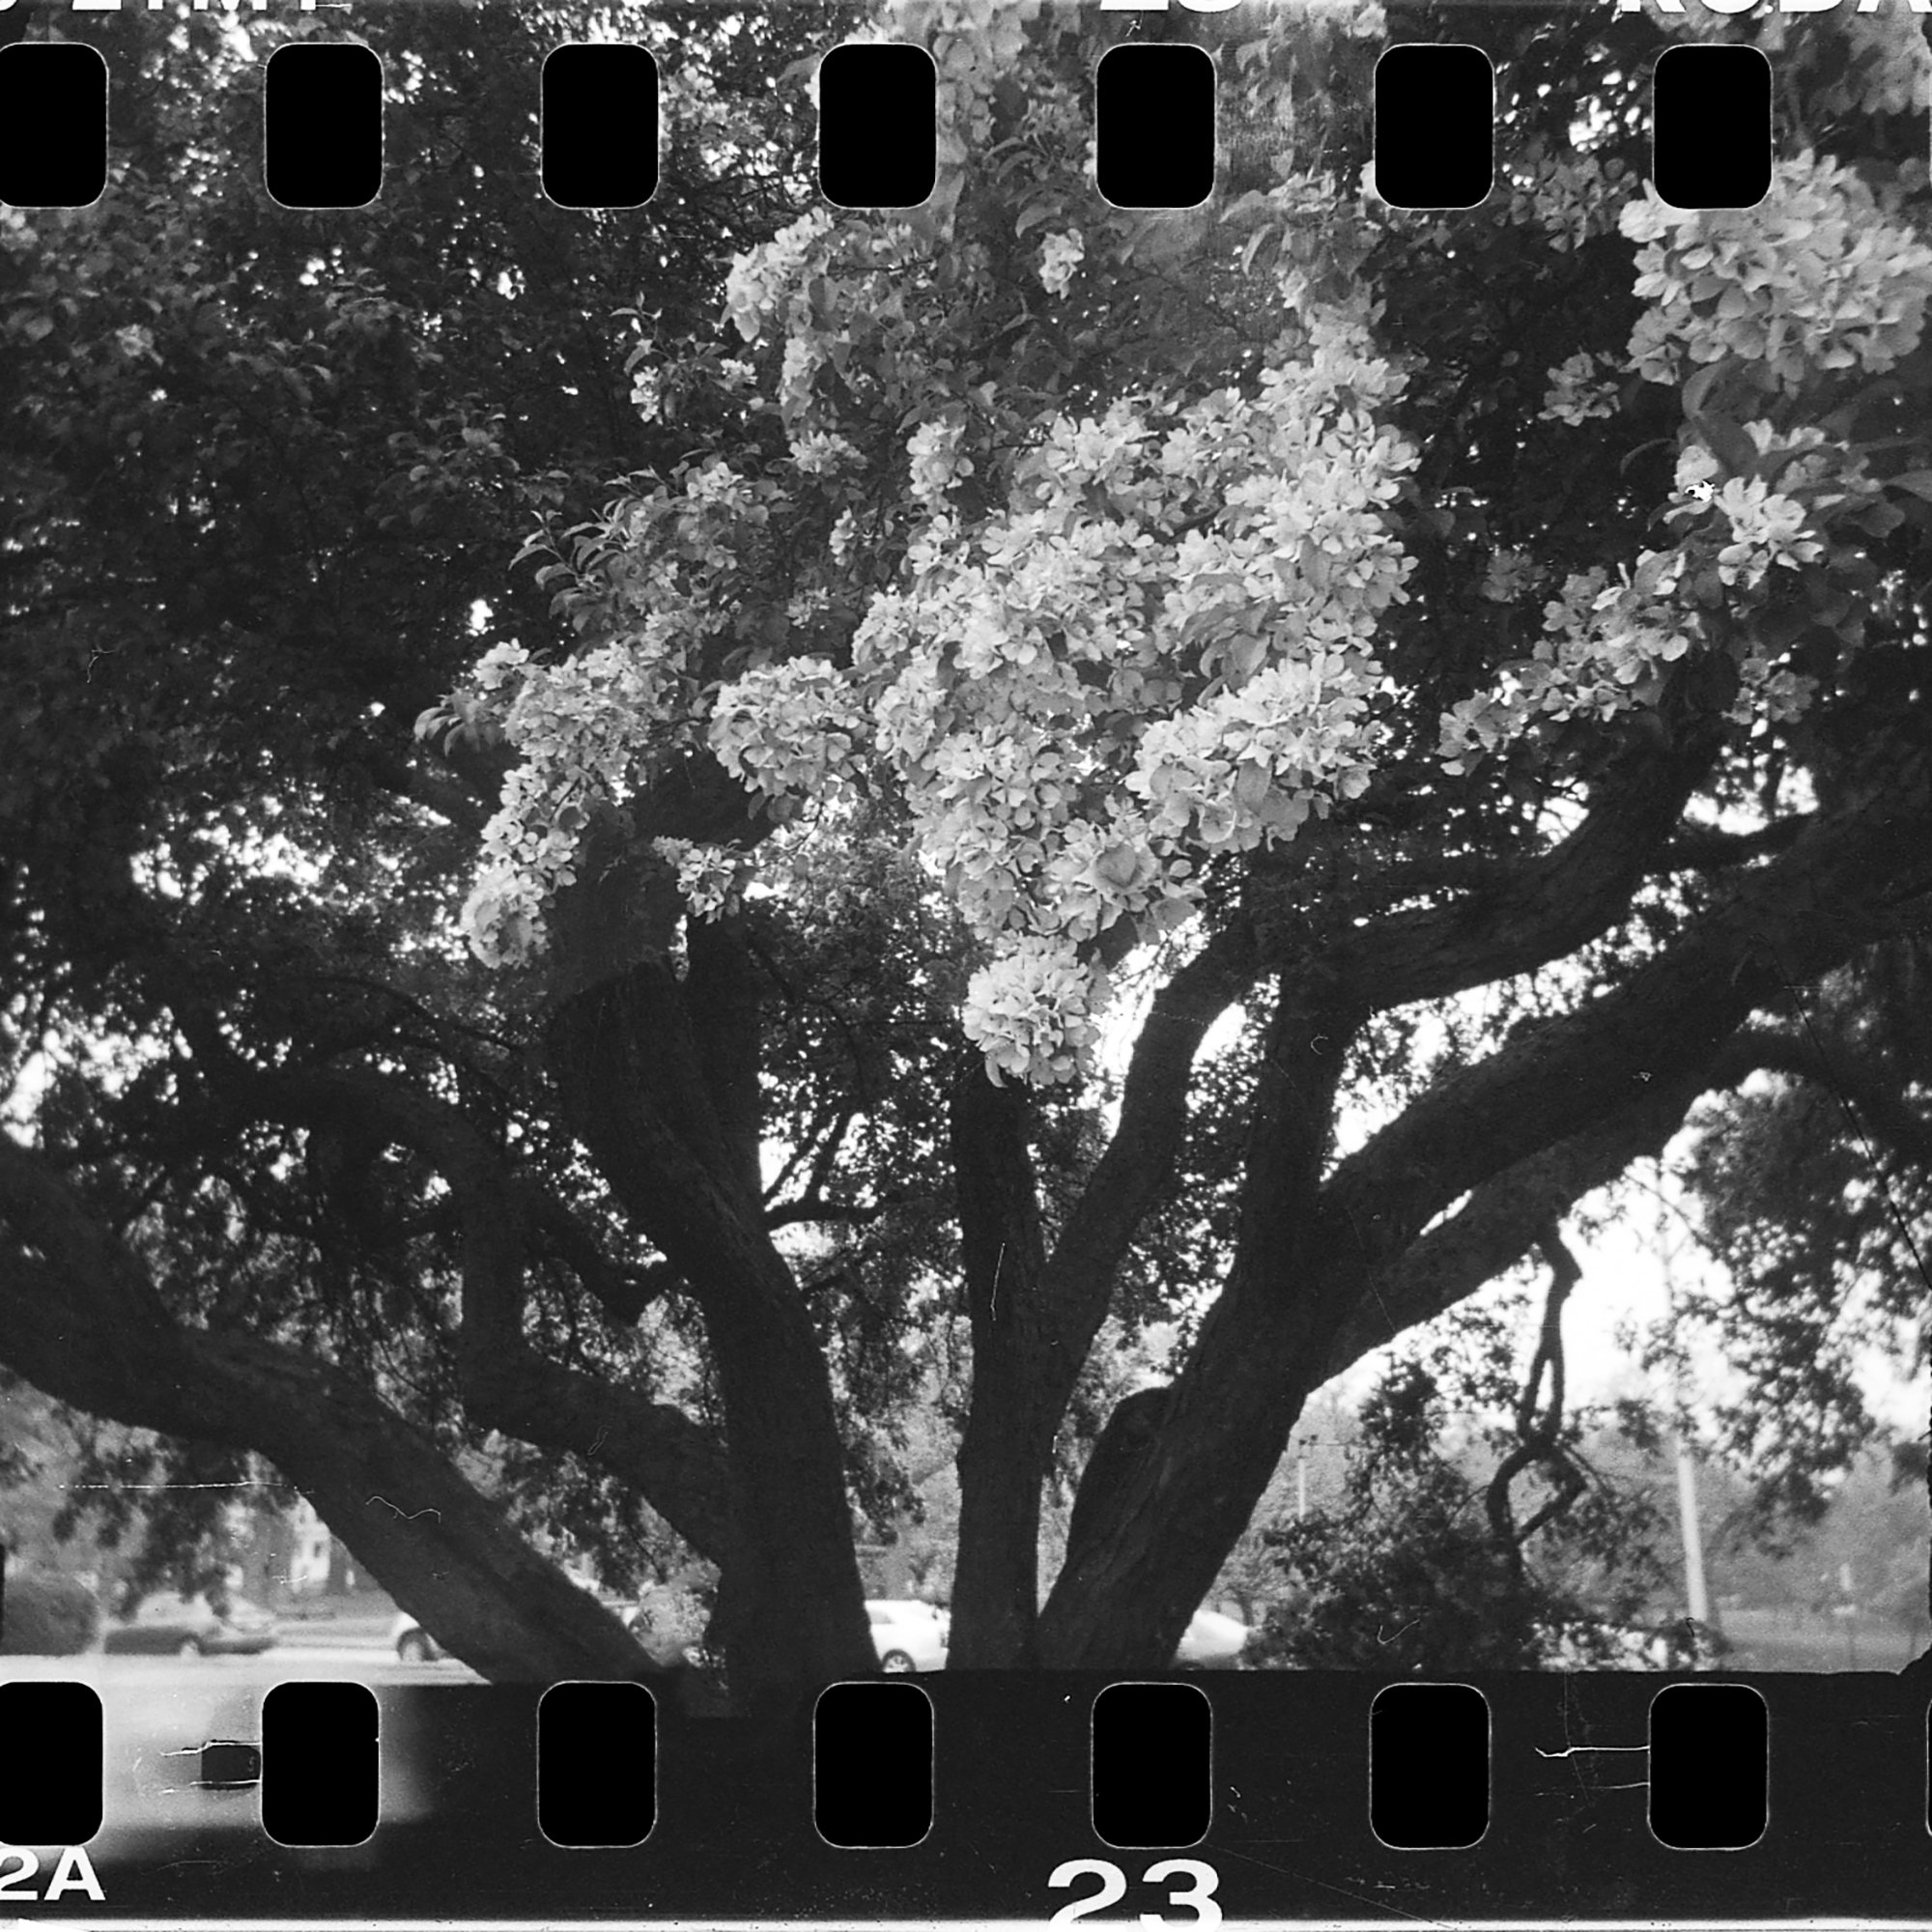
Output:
[
  {"left": 867, "top": 1599, "right": 949, "bottom": 1673},
  {"left": 390, "top": 1611, "right": 446, "bottom": 1663},
  {"left": 1174, "top": 1608, "right": 1249, "bottom": 1668},
  {"left": 393, "top": 1575, "right": 629, "bottom": 1663}
]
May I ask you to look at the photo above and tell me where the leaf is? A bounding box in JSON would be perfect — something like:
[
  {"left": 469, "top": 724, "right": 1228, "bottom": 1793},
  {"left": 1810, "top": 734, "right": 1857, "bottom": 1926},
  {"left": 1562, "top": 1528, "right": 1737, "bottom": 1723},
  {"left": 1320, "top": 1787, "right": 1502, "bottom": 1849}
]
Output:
[
  {"left": 1884, "top": 469, "right": 1932, "bottom": 502},
  {"left": 1693, "top": 409, "right": 1758, "bottom": 479},
  {"left": 1680, "top": 354, "right": 1742, "bottom": 423}
]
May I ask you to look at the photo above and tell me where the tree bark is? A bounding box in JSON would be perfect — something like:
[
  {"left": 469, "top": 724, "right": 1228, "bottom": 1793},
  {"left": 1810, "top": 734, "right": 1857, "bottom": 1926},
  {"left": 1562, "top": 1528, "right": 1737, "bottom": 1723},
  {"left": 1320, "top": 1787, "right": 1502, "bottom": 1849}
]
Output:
[
  {"left": 0, "top": 1143, "right": 650, "bottom": 1683},
  {"left": 544, "top": 825, "right": 873, "bottom": 1702},
  {"left": 236, "top": 1065, "right": 747, "bottom": 1573},
  {"left": 1041, "top": 971, "right": 1357, "bottom": 1666},
  {"left": 948, "top": 1067, "right": 1054, "bottom": 1665},
  {"left": 948, "top": 926, "right": 1259, "bottom": 1665}
]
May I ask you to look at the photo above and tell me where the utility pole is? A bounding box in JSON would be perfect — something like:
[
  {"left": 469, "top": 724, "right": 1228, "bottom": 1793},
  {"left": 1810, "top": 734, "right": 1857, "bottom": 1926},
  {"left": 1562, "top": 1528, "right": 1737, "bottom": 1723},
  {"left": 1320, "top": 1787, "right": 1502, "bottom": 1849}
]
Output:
[
  {"left": 1673, "top": 1432, "right": 1712, "bottom": 1631},
  {"left": 1657, "top": 1164, "right": 1718, "bottom": 1654}
]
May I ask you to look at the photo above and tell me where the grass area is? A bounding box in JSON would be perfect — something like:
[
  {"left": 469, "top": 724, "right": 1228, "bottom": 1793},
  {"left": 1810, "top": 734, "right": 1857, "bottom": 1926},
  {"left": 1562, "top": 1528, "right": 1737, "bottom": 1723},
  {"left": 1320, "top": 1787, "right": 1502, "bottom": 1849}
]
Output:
[{"left": 1716, "top": 1607, "right": 1921, "bottom": 1672}]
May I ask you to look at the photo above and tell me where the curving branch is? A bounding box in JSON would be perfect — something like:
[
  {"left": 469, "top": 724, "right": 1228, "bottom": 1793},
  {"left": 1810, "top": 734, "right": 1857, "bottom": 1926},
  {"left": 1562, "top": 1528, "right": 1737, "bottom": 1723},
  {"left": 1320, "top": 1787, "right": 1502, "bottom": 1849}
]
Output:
[
  {"left": 1039, "top": 919, "right": 1262, "bottom": 1353},
  {"left": 1659, "top": 815, "right": 1812, "bottom": 874},
  {"left": 1485, "top": 1229, "right": 1585, "bottom": 1577},
  {"left": 0, "top": 1138, "right": 654, "bottom": 1683},
  {"left": 1322, "top": 752, "right": 1932, "bottom": 1279},
  {"left": 1310, "top": 730, "right": 1722, "bottom": 1016},
  {"left": 231, "top": 1065, "right": 745, "bottom": 1571}
]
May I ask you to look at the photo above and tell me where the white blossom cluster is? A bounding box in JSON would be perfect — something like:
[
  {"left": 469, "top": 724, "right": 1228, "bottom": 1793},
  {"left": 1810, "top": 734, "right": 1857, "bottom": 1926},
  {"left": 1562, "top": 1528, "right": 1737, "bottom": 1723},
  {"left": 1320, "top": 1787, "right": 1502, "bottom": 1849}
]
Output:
[
  {"left": 906, "top": 417, "right": 975, "bottom": 505},
  {"left": 1622, "top": 153, "right": 1932, "bottom": 391},
  {"left": 1668, "top": 435, "right": 1823, "bottom": 588},
  {"left": 1647, "top": 0, "right": 1932, "bottom": 126},
  {"left": 451, "top": 445, "right": 807, "bottom": 965},
  {"left": 648, "top": 837, "right": 756, "bottom": 923},
  {"left": 1803, "top": 8, "right": 1932, "bottom": 120},
  {"left": 1439, "top": 555, "right": 1696, "bottom": 772},
  {"left": 1538, "top": 351, "right": 1621, "bottom": 426},
  {"left": 849, "top": 320, "right": 1416, "bottom": 1081},
  {"left": 453, "top": 267, "right": 1416, "bottom": 1080},
  {"left": 1037, "top": 232, "right": 1084, "bottom": 297},
  {"left": 708, "top": 656, "right": 868, "bottom": 805},
  {"left": 459, "top": 634, "right": 693, "bottom": 965},
  {"left": 959, "top": 933, "right": 1113, "bottom": 1088},
  {"left": 724, "top": 209, "right": 837, "bottom": 346},
  {"left": 1506, "top": 148, "right": 1631, "bottom": 253},
  {"left": 789, "top": 429, "right": 861, "bottom": 474}
]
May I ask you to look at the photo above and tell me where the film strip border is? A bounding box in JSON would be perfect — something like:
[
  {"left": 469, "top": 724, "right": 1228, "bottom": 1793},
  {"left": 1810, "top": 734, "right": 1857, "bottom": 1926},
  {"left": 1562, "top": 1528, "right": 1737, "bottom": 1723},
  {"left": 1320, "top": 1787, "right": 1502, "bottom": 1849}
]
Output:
[
  {"left": 2, "top": 27, "right": 1779, "bottom": 213},
  {"left": 3, "top": 1674, "right": 1932, "bottom": 1916}
]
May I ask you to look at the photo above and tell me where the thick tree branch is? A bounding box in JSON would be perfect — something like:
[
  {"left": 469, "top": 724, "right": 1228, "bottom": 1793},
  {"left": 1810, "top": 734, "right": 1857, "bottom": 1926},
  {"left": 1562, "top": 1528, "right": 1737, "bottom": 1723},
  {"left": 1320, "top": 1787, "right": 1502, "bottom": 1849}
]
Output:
[
  {"left": 948, "top": 1062, "right": 1054, "bottom": 1665},
  {"left": 516, "top": 1180, "right": 668, "bottom": 1325},
  {"left": 1660, "top": 815, "right": 1812, "bottom": 874},
  {"left": 1039, "top": 920, "right": 1262, "bottom": 1354},
  {"left": 0, "top": 1139, "right": 655, "bottom": 1683},
  {"left": 1321, "top": 1075, "right": 1702, "bottom": 1378},
  {"left": 1322, "top": 754, "right": 1932, "bottom": 1277},
  {"left": 1304, "top": 733, "right": 1719, "bottom": 1015},
  {"left": 682, "top": 916, "right": 767, "bottom": 1208},
  {"left": 952, "top": 1066, "right": 1047, "bottom": 1341},
  {"left": 219, "top": 1067, "right": 745, "bottom": 1570},
  {"left": 541, "top": 804, "right": 876, "bottom": 1694}
]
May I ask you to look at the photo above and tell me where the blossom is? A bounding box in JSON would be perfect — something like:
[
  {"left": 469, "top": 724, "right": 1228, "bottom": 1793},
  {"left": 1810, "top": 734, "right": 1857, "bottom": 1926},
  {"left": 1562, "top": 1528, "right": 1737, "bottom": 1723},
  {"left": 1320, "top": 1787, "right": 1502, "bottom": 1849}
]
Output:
[
  {"left": 790, "top": 430, "right": 861, "bottom": 474},
  {"left": 1622, "top": 152, "right": 1932, "bottom": 392},
  {"left": 651, "top": 838, "right": 751, "bottom": 921},
  {"left": 1038, "top": 231, "right": 1084, "bottom": 297},
  {"left": 1710, "top": 476, "right": 1822, "bottom": 586},
  {"left": 1439, "top": 556, "right": 1697, "bottom": 771},
  {"left": 1506, "top": 148, "right": 1629, "bottom": 253},
  {"left": 457, "top": 188, "right": 1427, "bottom": 1084},
  {"left": 907, "top": 417, "right": 973, "bottom": 504},
  {"left": 723, "top": 208, "right": 835, "bottom": 343},
  {"left": 707, "top": 657, "right": 867, "bottom": 805},
  {"left": 1538, "top": 352, "right": 1619, "bottom": 427},
  {"left": 961, "top": 935, "right": 1109, "bottom": 1085}
]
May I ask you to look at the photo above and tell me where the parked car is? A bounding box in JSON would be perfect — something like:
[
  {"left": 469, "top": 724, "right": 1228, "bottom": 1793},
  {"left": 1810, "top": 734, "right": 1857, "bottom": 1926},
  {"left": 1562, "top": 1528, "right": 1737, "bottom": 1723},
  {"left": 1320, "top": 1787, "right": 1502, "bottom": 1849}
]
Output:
[
  {"left": 867, "top": 1599, "right": 949, "bottom": 1673},
  {"left": 395, "top": 1577, "right": 638, "bottom": 1663},
  {"left": 397, "top": 1595, "right": 953, "bottom": 1672},
  {"left": 1174, "top": 1608, "right": 1249, "bottom": 1668},
  {"left": 102, "top": 1592, "right": 277, "bottom": 1658},
  {"left": 390, "top": 1612, "right": 445, "bottom": 1663}
]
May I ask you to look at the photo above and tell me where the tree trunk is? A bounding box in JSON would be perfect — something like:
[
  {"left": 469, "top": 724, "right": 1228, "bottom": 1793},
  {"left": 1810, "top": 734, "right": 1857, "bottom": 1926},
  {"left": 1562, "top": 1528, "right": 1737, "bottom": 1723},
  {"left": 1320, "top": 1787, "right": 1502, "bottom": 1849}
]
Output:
[
  {"left": 1039, "top": 979, "right": 1353, "bottom": 1667},
  {"left": 702, "top": 1292, "right": 879, "bottom": 1704},
  {"left": 949, "top": 933, "right": 1261, "bottom": 1666},
  {"left": 1037, "top": 1268, "right": 1323, "bottom": 1667},
  {"left": 947, "top": 1067, "right": 1058, "bottom": 1666},
  {"left": 545, "top": 945, "right": 874, "bottom": 1705},
  {"left": 952, "top": 1407, "right": 1055, "bottom": 1665}
]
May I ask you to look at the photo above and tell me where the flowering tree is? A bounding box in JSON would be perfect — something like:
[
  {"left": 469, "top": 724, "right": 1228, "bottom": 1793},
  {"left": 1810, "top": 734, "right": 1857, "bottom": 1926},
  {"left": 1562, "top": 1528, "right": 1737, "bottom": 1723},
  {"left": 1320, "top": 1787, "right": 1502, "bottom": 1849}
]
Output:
[
  {"left": 418, "top": 0, "right": 1932, "bottom": 1673},
  {"left": 6, "top": 0, "right": 1932, "bottom": 1696}
]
